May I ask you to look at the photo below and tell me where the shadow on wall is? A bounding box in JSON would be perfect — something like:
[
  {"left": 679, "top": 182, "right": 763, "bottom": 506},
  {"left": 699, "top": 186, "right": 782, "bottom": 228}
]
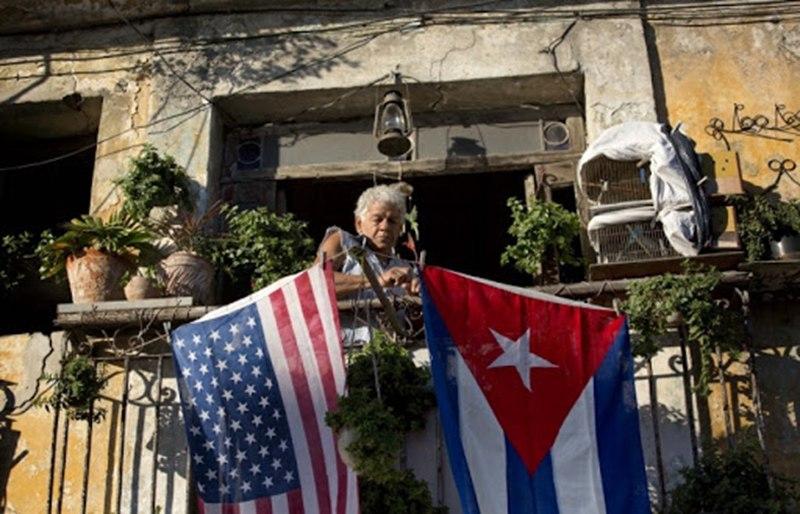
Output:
[
  {"left": 63, "top": 355, "right": 189, "bottom": 514},
  {"left": 0, "top": 380, "right": 26, "bottom": 512}
]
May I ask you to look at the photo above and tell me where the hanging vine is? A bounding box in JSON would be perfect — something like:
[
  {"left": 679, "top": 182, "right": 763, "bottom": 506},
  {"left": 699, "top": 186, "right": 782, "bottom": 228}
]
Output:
[
  {"left": 36, "top": 354, "right": 106, "bottom": 423},
  {"left": 623, "top": 263, "right": 743, "bottom": 395},
  {"left": 326, "top": 331, "right": 445, "bottom": 513}
]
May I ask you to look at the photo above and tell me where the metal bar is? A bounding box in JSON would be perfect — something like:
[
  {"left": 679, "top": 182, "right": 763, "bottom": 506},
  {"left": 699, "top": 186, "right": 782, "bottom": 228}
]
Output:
[
  {"left": 46, "top": 405, "right": 62, "bottom": 514},
  {"left": 646, "top": 358, "right": 667, "bottom": 509},
  {"left": 347, "top": 246, "right": 410, "bottom": 337},
  {"left": 92, "top": 353, "right": 172, "bottom": 361},
  {"left": 115, "top": 357, "right": 131, "bottom": 514},
  {"left": 150, "top": 355, "right": 164, "bottom": 513},
  {"left": 737, "top": 289, "right": 770, "bottom": 464},
  {"left": 715, "top": 345, "right": 734, "bottom": 447},
  {"left": 80, "top": 378, "right": 96, "bottom": 514},
  {"left": 56, "top": 416, "right": 70, "bottom": 514},
  {"left": 678, "top": 325, "right": 699, "bottom": 464}
]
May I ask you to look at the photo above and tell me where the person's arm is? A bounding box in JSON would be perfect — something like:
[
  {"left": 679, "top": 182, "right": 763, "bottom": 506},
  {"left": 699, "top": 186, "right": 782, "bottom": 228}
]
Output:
[
  {"left": 314, "top": 231, "right": 371, "bottom": 298},
  {"left": 314, "top": 231, "right": 418, "bottom": 298}
]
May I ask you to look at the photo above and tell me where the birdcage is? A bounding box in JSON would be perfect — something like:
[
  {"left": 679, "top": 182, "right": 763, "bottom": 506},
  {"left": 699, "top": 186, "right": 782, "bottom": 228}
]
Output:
[
  {"left": 579, "top": 156, "right": 651, "bottom": 207},
  {"left": 590, "top": 220, "right": 678, "bottom": 264}
]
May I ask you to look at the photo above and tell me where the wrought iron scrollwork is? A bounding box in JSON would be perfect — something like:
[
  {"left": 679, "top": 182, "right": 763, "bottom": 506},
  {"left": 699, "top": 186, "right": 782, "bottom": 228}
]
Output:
[
  {"left": 705, "top": 103, "right": 800, "bottom": 150},
  {"left": 767, "top": 158, "right": 800, "bottom": 190}
]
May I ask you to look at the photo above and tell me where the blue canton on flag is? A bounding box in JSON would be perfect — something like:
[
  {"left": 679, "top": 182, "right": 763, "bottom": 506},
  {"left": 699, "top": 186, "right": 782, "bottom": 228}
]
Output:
[
  {"left": 174, "top": 303, "right": 300, "bottom": 502},
  {"left": 171, "top": 265, "right": 359, "bottom": 514}
]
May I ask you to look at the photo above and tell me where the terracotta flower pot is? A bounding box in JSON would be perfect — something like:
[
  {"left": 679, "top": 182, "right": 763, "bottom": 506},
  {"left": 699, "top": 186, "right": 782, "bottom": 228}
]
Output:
[
  {"left": 124, "top": 275, "right": 162, "bottom": 301},
  {"left": 159, "top": 251, "right": 214, "bottom": 304},
  {"left": 65, "top": 248, "right": 129, "bottom": 304}
]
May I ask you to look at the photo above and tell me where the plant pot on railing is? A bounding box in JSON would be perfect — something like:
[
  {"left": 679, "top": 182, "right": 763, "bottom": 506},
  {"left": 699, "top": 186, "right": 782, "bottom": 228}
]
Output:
[
  {"left": 65, "top": 248, "right": 130, "bottom": 303},
  {"left": 770, "top": 235, "right": 800, "bottom": 260},
  {"left": 159, "top": 251, "right": 214, "bottom": 304},
  {"left": 124, "top": 274, "right": 162, "bottom": 301}
]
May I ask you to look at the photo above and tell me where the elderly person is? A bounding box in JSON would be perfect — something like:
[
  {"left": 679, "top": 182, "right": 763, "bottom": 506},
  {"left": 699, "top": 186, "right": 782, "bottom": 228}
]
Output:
[{"left": 315, "top": 183, "right": 419, "bottom": 299}]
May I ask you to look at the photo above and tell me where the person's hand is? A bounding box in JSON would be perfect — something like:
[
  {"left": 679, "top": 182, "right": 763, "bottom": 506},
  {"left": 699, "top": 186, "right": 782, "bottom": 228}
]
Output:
[
  {"left": 378, "top": 266, "right": 414, "bottom": 289},
  {"left": 408, "top": 277, "right": 420, "bottom": 295}
]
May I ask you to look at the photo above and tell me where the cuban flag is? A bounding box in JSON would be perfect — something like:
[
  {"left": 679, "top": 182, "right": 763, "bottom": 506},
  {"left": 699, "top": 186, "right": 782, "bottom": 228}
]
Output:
[{"left": 421, "top": 266, "right": 650, "bottom": 514}]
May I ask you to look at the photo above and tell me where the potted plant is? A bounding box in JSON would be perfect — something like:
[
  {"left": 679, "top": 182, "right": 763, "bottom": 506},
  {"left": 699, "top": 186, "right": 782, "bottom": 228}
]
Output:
[
  {"left": 152, "top": 205, "right": 221, "bottom": 304},
  {"left": 38, "top": 212, "right": 157, "bottom": 303},
  {"left": 115, "top": 144, "right": 193, "bottom": 221},
  {"left": 122, "top": 264, "right": 164, "bottom": 301},
  {"left": 211, "top": 205, "right": 314, "bottom": 292},
  {"left": 732, "top": 194, "right": 800, "bottom": 261},
  {"left": 500, "top": 196, "right": 582, "bottom": 282}
]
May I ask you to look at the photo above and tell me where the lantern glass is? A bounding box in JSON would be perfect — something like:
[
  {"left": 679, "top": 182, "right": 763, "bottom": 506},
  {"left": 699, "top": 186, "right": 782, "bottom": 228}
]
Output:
[{"left": 381, "top": 102, "right": 406, "bottom": 133}]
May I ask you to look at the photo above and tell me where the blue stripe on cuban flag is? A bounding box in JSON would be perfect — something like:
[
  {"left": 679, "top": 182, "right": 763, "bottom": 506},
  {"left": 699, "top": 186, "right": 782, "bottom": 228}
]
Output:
[{"left": 423, "top": 286, "right": 650, "bottom": 514}]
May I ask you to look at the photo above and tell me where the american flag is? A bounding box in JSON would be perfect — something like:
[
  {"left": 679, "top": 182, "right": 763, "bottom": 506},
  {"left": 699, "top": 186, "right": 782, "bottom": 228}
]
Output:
[{"left": 171, "top": 265, "right": 358, "bottom": 514}]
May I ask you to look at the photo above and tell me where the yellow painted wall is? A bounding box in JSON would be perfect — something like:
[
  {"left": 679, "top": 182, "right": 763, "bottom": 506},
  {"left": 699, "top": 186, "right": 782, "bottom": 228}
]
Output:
[
  {"left": 656, "top": 21, "right": 800, "bottom": 198},
  {"left": 0, "top": 334, "right": 189, "bottom": 514}
]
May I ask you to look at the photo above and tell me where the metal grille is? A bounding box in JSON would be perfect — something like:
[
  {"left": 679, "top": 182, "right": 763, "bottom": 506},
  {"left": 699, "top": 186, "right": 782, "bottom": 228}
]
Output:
[
  {"left": 581, "top": 156, "right": 651, "bottom": 206},
  {"left": 592, "top": 221, "right": 678, "bottom": 263}
]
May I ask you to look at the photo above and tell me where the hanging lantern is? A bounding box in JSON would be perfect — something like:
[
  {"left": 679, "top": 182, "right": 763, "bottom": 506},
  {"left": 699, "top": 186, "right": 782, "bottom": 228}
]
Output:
[{"left": 374, "top": 89, "right": 414, "bottom": 158}]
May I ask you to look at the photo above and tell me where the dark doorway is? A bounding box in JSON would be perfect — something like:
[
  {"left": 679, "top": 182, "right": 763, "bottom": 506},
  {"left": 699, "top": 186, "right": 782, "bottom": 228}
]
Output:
[
  {"left": 0, "top": 98, "right": 100, "bottom": 334},
  {"left": 280, "top": 170, "right": 534, "bottom": 286}
]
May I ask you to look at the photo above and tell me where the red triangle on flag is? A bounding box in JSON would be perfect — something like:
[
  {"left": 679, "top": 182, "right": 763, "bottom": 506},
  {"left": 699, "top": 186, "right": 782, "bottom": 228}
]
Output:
[{"left": 423, "top": 266, "right": 624, "bottom": 474}]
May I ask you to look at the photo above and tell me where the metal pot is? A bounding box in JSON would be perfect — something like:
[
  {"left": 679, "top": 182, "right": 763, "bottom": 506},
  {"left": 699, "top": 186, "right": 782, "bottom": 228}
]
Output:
[{"left": 770, "top": 235, "right": 800, "bottom": 260}]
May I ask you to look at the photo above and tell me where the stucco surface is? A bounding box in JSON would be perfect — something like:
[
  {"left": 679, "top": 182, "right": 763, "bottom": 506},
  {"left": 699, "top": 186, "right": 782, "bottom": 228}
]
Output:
[{"left": 657, "top": 20, "right": 800, "bottom": 198}]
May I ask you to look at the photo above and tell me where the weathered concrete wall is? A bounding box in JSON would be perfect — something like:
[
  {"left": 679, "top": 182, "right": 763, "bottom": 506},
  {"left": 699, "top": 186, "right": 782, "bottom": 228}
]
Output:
[
  {"left": 0, "top": 2, "right": 655, "bottom": 216},
  {"left": 656, "top": 18, "right": 800, "bottom": 198},
  {"left": 0, "top": 333, "right": 190, "bottom": 514}
]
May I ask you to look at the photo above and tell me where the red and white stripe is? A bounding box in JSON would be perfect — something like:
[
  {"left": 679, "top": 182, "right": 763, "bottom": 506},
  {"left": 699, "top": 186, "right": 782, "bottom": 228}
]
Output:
[{"left": 198, "top": 264, "right": 358, "bottom": 514}]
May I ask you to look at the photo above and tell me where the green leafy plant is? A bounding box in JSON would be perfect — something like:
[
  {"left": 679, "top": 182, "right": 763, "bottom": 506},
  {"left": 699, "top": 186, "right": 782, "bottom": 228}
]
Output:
[
  {"left": 668, "top": 445, "right": 796, "bottom": 514},
  {"left": 37, "top": 354, "right": 106, "bottom": 423},
  {"left": 731, "top": 194, "right": 800, "bottom": 262},
  {"left": 37, "top": 212, "right": 157, "bottom": 280},
  {"left": 211, "top": 205, "right": 314, "bottom": 291},
  {"left": 151, "top": 202, "right": 222, "bottom": 260},
  {"left": 623, "top": 262, "right": 742, "bottom": 394},
  {"left": 359, "top": 470, "right": 447, "bottom": 514},
  {"left": 116, "top": 144, "right": 193, "bottom": 219},
  {"left": 325, "top": 332, "right": 442, "bottom": 512},
  {"left": 501, "top": 197, "right": 581, "bottom": 276},
  {"left": 0, "top": 231, "right": 37, "bottom": 293}
]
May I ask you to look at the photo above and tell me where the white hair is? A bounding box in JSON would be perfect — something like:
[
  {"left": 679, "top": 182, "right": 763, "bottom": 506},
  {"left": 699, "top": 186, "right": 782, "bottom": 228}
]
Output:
[{"left": 354, "top": 184, "right": 408, "bottom": 220}]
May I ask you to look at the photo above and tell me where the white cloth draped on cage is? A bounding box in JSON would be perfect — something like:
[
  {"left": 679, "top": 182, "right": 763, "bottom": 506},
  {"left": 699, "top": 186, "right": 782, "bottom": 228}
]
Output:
[{"left": 577, "top": 121, "right": 711, "bottom": 263}]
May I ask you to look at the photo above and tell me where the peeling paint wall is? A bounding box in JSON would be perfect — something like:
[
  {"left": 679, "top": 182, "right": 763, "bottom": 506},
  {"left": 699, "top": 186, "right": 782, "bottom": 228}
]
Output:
[{"left": 656, "top": 19, "right": 800, "bottom": 198}]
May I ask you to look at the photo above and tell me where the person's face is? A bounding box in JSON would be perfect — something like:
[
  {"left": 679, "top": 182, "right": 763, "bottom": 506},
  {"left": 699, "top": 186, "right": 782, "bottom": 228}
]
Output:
[{"left": 355, "top": 201, "right": 403, "bottom": 253}]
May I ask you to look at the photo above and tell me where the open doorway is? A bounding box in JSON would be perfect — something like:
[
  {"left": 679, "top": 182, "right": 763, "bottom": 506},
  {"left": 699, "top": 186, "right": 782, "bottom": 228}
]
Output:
[
  {"left": 0, "top": 97, "right": 101, "bottom": 334},
  {"left": 279, "top": 170, "right": 535, "bottom": 286}
]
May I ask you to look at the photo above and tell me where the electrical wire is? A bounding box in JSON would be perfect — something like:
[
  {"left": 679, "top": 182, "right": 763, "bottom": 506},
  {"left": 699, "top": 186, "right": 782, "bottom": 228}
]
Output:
[
  {"left": 2, "top": 0, "right": 800, "bottom": 171},
  {"left": 107, "top": 0, "right": 239, "bottom": 126},
  {"left": 4, "top": 1, "right": 800, "bottom": 58}
]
